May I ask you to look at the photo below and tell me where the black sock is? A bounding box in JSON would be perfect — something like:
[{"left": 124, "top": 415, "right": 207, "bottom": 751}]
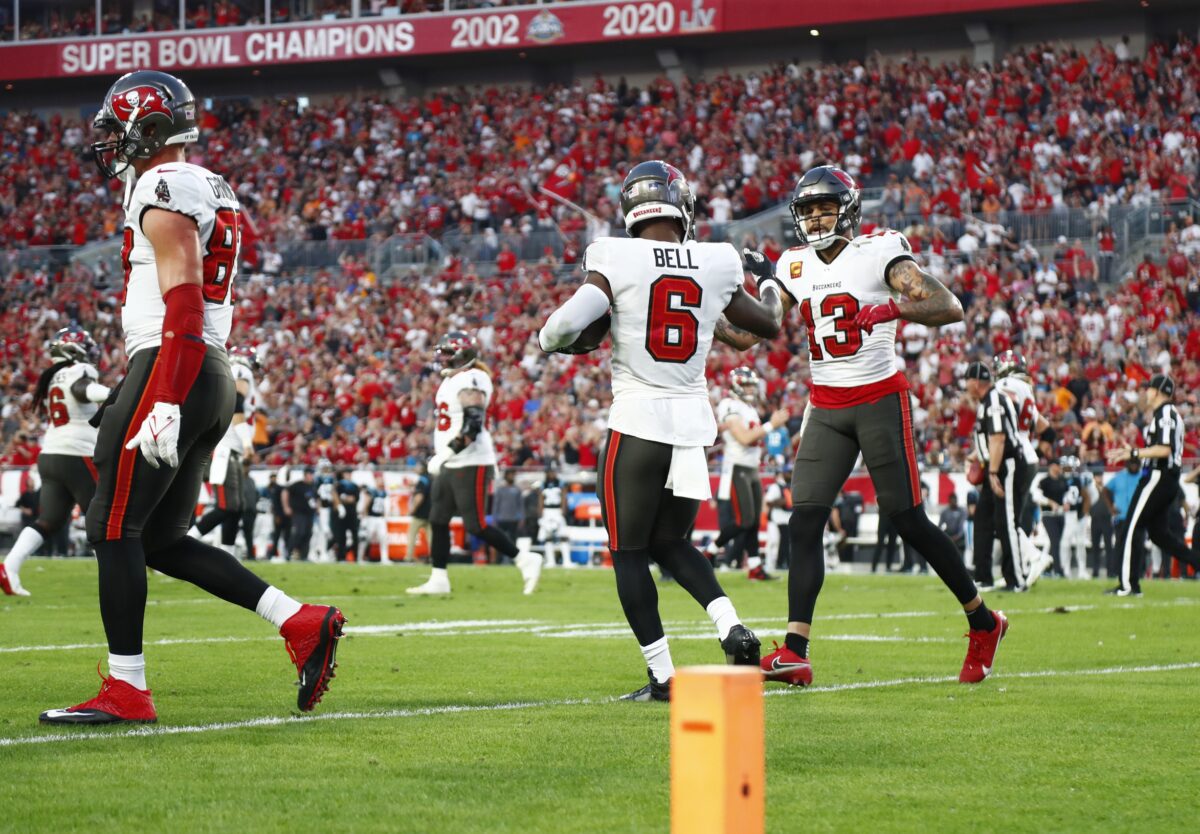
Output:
[
  {"left": 715, "top": 525, "right": 741, "bottom": 548},
  {"left": 965, "top": 602, "right": 996, "bottom": 633},
  {"left": 651, "top": 540, "right": 725, "bottom": 609},
  {"left": 94, "top": 539, "right": 148, "bottom": 655},
  {"left": 430, "top": 524, "right": 451, "bottom": 569},
  {"left": 890, "top": 505, "right": 979, "bottom": 605},
  {"left": 784, "top": 632, "right": 810, "bottom": 659},
  {"left": 144, "top": 535, "right": 268, "bottom": 611},
  {"left": 612, "top": 548, "right": 664, "bottom": 646},
  {"left": 478, "top": 525, "right": 518, "bottom": 560}
]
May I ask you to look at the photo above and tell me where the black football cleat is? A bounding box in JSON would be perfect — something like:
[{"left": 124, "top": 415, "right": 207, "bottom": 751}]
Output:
[
  {"left": 620, "top": 668, "right": 671, "bottom": 702},
  {"left": 720, "top": 624, "right": 762, "bottom": 666}
]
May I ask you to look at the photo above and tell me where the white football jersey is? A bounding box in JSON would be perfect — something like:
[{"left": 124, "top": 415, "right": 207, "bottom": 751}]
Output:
[
  {"left": 584, "top": 237, "right": 742, "bottom": 446},
  {"left": 995, "top": 375, "right": 1040, "bottom": 464},
  {"left": 40, "top": 363, "right": 100, "bottom": 456},
  {"left": 716, "top": 397, "right": 762, "bottom": 469},
  {"left": 775, "top": 230, "right": 911, "bottom": 390},
  {"left": 217, "top": 364, "right": 257, "bottom": 456},
  {"left": 434, "top": 367, "right": 497, "bottom": 467},
  {"left": 122, "top": 161, "right": 240, "bottom": 357}
]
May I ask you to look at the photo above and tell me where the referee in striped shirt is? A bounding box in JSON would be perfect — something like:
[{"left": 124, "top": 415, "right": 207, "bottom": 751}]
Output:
[{"left": 1105, "top": 374, "right": 1200, "bottom": 596}]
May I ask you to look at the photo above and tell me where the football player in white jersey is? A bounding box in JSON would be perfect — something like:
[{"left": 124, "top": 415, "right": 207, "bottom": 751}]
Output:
[
  {"left": 189, "top": 344, "right": 258, "bottom": 554},
  {"left": 406, "top": 332, "right": 542, "bottom": 595},
  {"left": 42, "top": 71, "right": 344, "bottom": 726},
  {"left": 709, "top": 367, "right": 788, "bottom": 579},
  {"left": 538, "top": 160, "right": 785, "bottom": 700},
  {"left": 537, "top": 467, "right": 568, "bottom": 568},
  {"left": 715, "top": 166, "right": 1006, "bottom": 686},
  {"left": 992, "top": 350, "right": 1056, "bottom": 586},
  {"left": 1, "top": 328, "right": 109, "bottom": 597}
]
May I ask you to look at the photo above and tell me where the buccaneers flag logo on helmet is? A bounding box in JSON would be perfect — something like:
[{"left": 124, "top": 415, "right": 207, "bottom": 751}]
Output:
[{"left": 110, "top": 86, "right": 174, "bottom": 122}]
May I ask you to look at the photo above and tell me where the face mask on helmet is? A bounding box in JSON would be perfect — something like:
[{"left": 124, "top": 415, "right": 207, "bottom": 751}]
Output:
[
  {"left": 729, "top": 368, "right": 760, "bottom": 402},
  {"left": 434, "top": 334, "right": 478, "bottom": 377},
  {"left": 90, "top": 72, "right": 199, "bottom": 187},
  {"left": 788, "top": 166, "right": 861, "bottom": 251}
]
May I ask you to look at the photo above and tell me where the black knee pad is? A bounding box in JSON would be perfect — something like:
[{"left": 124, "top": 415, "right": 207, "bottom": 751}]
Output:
[{"left": 789, "top": 505, "right": 831, "bottom": 547}]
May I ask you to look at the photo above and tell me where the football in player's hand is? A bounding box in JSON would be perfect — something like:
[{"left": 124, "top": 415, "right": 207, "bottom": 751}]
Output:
[
  {"left": 556, "top": 313, "right": 611, "bottom": 355},
  {"left": 966, "top": 458, "right": 984, "bottom": 486}
]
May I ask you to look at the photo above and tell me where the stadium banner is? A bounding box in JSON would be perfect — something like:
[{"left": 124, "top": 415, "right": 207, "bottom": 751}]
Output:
[{"left": 0, "top": 0, "right": 1087, "bottom": 82}]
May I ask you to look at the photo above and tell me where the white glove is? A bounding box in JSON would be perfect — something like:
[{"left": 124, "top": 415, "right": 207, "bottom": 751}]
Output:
[
  {"left": 428, "top": 452, "right": 450, "bottom": 476},
  {"left": 125, "top": 402, "right": 182, "bottom": 469}
]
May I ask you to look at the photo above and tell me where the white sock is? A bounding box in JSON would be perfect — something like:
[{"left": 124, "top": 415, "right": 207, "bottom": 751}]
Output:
[
  {"left": 5, "top": 526, "right": 44, "bottom": 574},
  {"left": 747, "top": 556, "right": 763, "bottom": 571},
  {"left": 640, "top": 637, "right": 675, "bottom": 684},
  {"left": 255, "top": 586, "right": 304, "bottom": 629},
  {"left": 108, "top": 653, "right": 147, "bottom": 690},
  {"left": 430, "top": 567, "right": 449, "bottom": 584},
  {"left": 706, "top": 596, "right": 740, "bottom": 642}
]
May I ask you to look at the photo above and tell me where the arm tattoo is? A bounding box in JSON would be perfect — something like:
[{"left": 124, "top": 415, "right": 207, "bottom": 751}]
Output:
[
  {"left": 887, "top": 259, "right": 964, "bottom": 326},
  {"left": 714, "top": 317, "right": 761, "bottom": 350}
]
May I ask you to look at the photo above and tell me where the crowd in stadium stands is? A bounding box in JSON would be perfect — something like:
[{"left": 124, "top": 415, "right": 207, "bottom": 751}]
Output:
[
  {"left": 2, "top": 222, "right": 1198, "bottom": 478},
  {"left": 1, "top": 34, "right": 1199, "bottom": 482},
  {"left": 1, "top": 1, "right": 573, "bottom": 39},
  {"left": 2, "top": 35, "right": 1199, "bottom": 251}
]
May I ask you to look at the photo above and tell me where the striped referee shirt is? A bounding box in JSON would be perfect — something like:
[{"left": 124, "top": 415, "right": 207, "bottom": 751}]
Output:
[
  {"left": 1143, "top": 403, "right": 1184, "bottom": 472},
  {"left": 974, "top": 388, "right": 1020, "bottom": 464}
]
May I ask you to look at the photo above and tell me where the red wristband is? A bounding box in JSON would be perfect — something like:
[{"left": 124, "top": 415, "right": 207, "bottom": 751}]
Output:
[{"left": 153, "top": 283, "right": 207, "bottom": 405}]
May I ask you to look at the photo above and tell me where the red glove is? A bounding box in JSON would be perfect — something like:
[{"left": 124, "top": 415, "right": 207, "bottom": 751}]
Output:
[{"left": 854, "top": 298, "right": 901, "bottom": 335}]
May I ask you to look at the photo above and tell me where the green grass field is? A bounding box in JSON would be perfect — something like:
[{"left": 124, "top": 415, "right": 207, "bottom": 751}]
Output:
[{"left": 1, "top": 558, "right": 1197, "bottom": 833}]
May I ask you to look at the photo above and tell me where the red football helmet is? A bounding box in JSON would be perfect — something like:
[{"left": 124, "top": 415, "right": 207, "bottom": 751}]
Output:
[
  {"left": 434, "top": 331, "right": 479, "bottom": 377},
  {"left": 48, "top": 326, "right": 99, "bottom": 364}
]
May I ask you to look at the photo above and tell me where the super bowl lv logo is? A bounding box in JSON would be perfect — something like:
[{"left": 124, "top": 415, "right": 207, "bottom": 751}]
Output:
[{"left": 680, "top": 0, "right": 717, "bottom": 32}]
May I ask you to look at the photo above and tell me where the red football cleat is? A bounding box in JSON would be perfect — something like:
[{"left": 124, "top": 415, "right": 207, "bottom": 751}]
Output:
[
  {"left": 39, "top": 667, "right": 157, "bottom": 725},
  {"left": 960, "top": 610, "right": 1009, "bottom": 684},
  {"left": 0, "top": 564, "right": 14, "bottom": 596},
  {"left": 281, "top": 604, "right": 346, "bottom": 711},
  {"left": 761, "top": 641, "right": 813, "bottom": 687}
]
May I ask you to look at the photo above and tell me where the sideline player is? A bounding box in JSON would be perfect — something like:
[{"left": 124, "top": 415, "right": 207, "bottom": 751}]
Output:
[
  {"left": 40, "top": 71, "right": 344, "bottom": 725},
  {"left": 1105, "top": 375, "right": 1200, "bottom": 595},
  {"left": 537, "top": 466, "right": 568, "bottom": 568},
  {"left": 715, "top": 166, "right": 1006, "bottom": 686},
  {"left": 406, "top": 332, "right": 542, "bottom": 595},
  {"left": 539, "top": 160, "right": 784, "bottom": 700},
  {"left": 1, "top": 328, "right": 109, "bottom": 597},
  {"left": 992, "top": 350, "right": 1055, "bottom": 585},
  {"left": 710, "top": 366, "right": 788, "bottom": 579},
  {"left": 359, "top": 469, "right": 391, "bottom": 563}
]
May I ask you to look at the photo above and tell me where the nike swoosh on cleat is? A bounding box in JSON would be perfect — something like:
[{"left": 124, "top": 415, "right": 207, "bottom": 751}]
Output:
[
  {"left": 770, "top": 658, "right": 810, "bottom": 672},
  {"left": 41, "top": 709, "right": 84, "bottom": 719}
]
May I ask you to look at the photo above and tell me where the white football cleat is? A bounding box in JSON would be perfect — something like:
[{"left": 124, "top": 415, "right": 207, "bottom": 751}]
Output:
[
  {"left": 1025, "top": 549, "right": 1054, "bottom": 587},
  {"left": 0, "top": 564, "right": 30, "bottom": 597},
  {"left": 515, "top": 538, "right": 542, "bottom": 595},
  {"left": 406, "top": 575, "right": 451, "bottom": 595}
]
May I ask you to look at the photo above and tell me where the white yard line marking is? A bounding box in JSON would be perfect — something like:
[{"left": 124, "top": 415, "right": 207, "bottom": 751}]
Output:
[
  {"left": 3, "top": 597, "right": 1195, "bottom": 653},
  {"left": 3, "top": 661, "right": 1196, "bottom": 748}
]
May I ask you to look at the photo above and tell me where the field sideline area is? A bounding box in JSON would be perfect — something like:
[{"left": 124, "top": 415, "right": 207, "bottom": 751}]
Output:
[{"left": 1, "top": 560, "right": 1197, "bottom": 833}]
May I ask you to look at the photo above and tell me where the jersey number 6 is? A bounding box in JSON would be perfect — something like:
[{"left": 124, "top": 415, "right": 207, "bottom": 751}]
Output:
[{"left": 646, "top": 275, "right": 701, "bottom": 363}]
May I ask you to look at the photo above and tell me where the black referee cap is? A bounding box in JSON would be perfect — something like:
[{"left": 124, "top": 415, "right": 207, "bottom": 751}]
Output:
[
  {"left": 964, "top": 361, "right": 992, "bottom": 382},
  {"left": 1145, "top": 374, "right": 1175, "bottom": 398}
]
